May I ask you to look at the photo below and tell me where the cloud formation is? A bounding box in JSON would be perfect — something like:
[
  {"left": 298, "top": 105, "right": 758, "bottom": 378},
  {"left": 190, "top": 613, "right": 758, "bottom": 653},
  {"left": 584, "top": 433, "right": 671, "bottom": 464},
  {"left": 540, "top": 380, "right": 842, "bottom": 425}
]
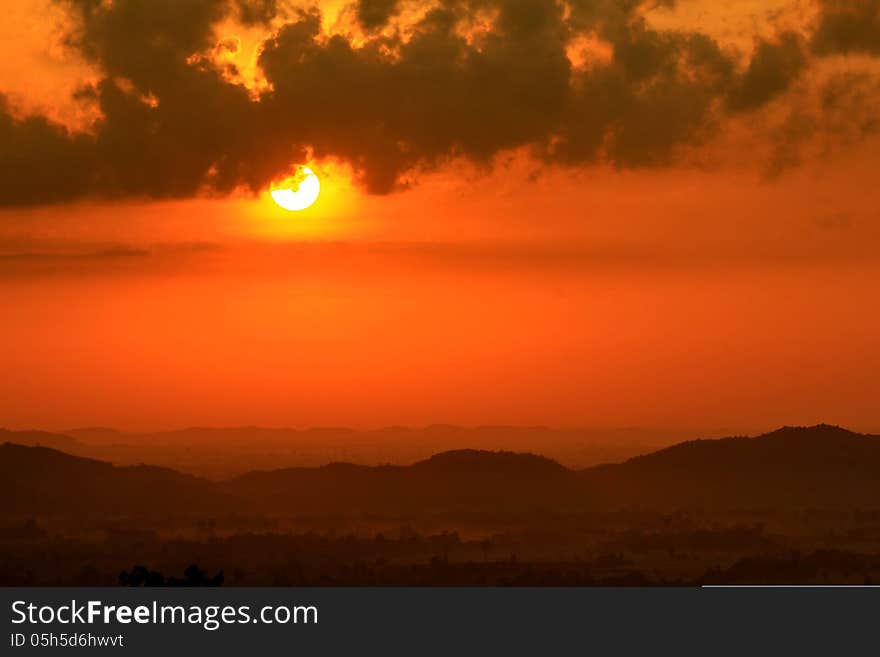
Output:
[
  {"left": 811, "top": 0, "right": 880, "bottom": 55},
  {"left": 0, "top": 0, "right": 877, "bottom": 206}
]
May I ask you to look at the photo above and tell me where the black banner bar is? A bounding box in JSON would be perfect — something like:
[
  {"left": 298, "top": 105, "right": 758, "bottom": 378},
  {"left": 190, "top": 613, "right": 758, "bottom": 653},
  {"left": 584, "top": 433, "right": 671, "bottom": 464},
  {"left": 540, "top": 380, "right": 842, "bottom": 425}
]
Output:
[{"left": 2, "top": 587, "right": 877, "bottom": 654}]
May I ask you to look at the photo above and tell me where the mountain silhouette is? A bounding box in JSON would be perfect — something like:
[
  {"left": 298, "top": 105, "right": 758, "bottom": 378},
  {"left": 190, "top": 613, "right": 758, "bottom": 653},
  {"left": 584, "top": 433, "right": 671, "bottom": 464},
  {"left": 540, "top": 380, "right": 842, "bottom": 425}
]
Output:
[
  {"left": 580, "top": 424, "right": 880, "bottom": 509},
  {"left": 413, "top": 449, "right": 567, "bottom": 475},
  {"left": 56, "top": 425, "right": 690, "bottom": 477},
  {"left": 2, "top": 425, "right": 879, "bottom": 517},
  {"left": 0, "top": 443, "right": 231, "bottom": 515},
  {"left": 0, "top": 429, "right": 84, "bottom": 453},
  {"left": 225, "top": 450, "right": 578, "bottom": 514}
]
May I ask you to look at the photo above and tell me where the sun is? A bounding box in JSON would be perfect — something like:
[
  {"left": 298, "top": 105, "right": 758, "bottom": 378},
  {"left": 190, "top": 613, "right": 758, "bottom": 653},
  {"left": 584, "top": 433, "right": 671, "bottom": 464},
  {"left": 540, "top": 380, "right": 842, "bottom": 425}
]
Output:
[{"left": 270, "top": 167, "right": 321, "bottom": 211}]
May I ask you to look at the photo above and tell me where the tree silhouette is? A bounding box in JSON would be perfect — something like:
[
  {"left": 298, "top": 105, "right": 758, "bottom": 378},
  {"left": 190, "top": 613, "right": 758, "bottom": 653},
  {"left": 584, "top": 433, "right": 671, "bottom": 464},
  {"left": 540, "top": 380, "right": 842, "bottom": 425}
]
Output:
[{"left": 119, "top": 564, "right": 223, "bottom": 586}]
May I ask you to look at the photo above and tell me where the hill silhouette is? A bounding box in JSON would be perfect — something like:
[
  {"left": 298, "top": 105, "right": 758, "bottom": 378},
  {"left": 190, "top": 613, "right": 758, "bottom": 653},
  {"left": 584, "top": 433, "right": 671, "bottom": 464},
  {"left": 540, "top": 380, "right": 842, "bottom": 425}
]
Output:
[
  {"left": 581, "top": 424, "right": 880, "bottom": 509},
  {"left": 225, "top": 450, "right": 577, "bottom": 514},
  {"left": 56, "top": 425, "right": 692, "bottom": 477},
  {"left": 0, "top": 429, "right": 84, "bottom": 453},
  {"left": 413, "top": 449, "right": 567, "bottom": 475},
  {"left": 0, "top": 443, "right": 231, "bottom": 515},
  {"left": 2, "top": 425, "right": 879, "bottom": 517}
]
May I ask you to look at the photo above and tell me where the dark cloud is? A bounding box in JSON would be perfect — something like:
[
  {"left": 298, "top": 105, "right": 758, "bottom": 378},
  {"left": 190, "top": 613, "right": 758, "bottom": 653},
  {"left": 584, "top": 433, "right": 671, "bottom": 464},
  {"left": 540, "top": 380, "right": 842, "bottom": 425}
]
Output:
[
  {"left": 24, "top": 0, "right": 295, "bottom": 201},
  {"left": 258, "top": 0, "right": 572, "bottom": 192},
  {"left": 355, "top": 0, "right": 400, "bottom": 31},
  {"left": 727, "top": 32, "right": 807, "bottom": 112},
  {"left": 763, "top": 69, "right": 880, "bottom": 177},
  {"left": 550, "top": 20, "right": 735, "bottom": 166},
  {"left": 234, "top": 0, "right": 282, "bottom": 26},
  {"left": 763, "top": 109, "right": 816, "bottom": 178},
  {"left": 811, "top": 0, "right": 880, "bottom": 55},
  {"left": 0, "top": 95, "right": 95, "bottom": 206},
  {"left": 0, "top": 0, "right": 875, "bottom": 206}
]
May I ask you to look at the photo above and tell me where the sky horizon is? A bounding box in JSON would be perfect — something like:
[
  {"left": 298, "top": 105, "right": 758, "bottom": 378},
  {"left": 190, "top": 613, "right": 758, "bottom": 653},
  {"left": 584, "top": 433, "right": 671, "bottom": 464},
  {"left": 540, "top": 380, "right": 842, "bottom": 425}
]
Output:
[{"left": 6, "top": 422, "right": 880, "bottom": 444}]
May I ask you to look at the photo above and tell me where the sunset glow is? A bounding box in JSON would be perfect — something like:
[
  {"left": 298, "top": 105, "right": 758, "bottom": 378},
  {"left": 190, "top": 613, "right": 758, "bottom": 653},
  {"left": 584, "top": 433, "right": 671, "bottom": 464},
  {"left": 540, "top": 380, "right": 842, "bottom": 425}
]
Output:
[
  {"left": 0, "top": 0, "right": 878, "bottom": 432},
  {"left": 4, "top": 0, "right": 880, "bottom": 600}
]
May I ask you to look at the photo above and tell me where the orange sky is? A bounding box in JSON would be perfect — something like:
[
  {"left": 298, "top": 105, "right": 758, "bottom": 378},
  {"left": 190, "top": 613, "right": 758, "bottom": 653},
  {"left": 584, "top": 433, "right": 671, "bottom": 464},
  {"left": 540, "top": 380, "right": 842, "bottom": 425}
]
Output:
[{"left": 1, "top": 0, "right": 879, "bottom": 431}]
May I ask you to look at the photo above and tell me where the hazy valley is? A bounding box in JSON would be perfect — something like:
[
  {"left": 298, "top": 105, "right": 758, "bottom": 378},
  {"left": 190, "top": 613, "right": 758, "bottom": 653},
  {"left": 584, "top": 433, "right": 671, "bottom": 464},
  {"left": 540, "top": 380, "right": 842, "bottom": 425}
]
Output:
[{"left": 3, "top": 424, "right": 880, "bottom": 585}]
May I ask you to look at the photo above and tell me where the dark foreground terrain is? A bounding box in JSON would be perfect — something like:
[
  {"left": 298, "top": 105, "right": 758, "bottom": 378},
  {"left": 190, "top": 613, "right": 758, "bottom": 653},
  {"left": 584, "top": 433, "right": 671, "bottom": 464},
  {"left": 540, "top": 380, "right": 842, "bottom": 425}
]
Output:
[{"left": 2, "top": 424, "right": 880, "bottom": 585}]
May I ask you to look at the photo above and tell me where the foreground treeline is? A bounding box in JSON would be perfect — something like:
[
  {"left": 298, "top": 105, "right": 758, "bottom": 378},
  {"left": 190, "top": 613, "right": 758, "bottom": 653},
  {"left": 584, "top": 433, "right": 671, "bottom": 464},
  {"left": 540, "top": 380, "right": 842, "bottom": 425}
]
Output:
[{"left": 2, "top": 512, "right": 879, "bottom": 586}]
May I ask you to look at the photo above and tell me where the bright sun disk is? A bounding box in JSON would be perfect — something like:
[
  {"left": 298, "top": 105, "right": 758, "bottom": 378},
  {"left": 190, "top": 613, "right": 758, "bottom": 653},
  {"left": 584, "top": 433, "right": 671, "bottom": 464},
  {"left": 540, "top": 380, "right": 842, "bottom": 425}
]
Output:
[{"left": 270, "top": 167, "right": 320, "bottom": 211}]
